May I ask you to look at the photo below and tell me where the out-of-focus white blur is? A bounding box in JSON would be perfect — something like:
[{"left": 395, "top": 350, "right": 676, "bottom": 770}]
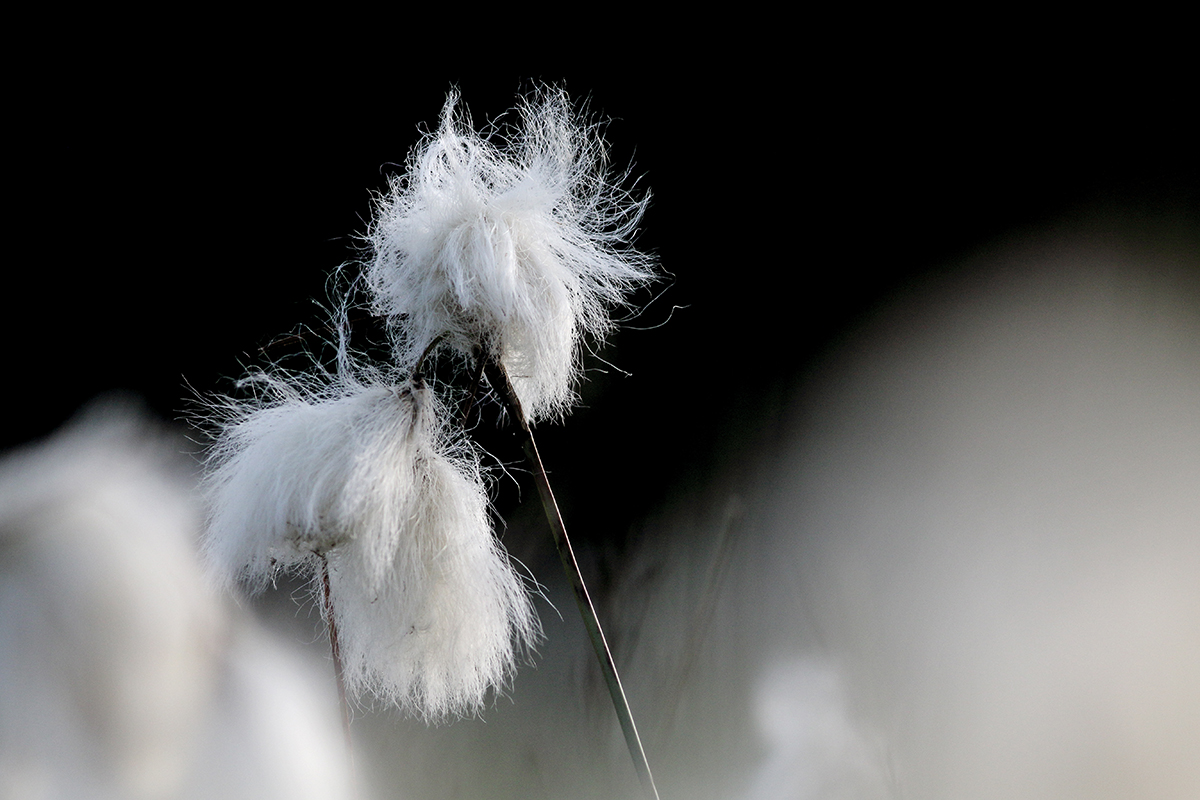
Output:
[
  {"left": 632, "top": 223, "right": 1200, "bottom": 800},
  {"left": 355, "top": 221, "right": 1200, "bottom": 800},
  {"left": 0, "top": 402, "right": 355, "bottom": 800},
  {"left": 6, "top": 219, "right": 1196, "bottom": 800},
  {"left": 758, "top": 229, "right": 1200, "bottom": 799}
]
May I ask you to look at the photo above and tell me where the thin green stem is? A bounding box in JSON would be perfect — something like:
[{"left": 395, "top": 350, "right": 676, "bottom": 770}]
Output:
[{"left": 483, "top": 357, "right": 659, "bottom": 800}]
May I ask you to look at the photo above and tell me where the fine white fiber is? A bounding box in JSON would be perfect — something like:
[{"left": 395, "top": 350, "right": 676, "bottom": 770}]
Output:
[
  {"left": 365, "top": 86, "right": 656, "bottom": 421},
  {"left": 201, "top": 372, "right": 539, "bottom": 718}
]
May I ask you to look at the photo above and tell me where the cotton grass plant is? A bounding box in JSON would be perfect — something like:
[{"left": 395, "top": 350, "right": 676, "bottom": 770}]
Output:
[
  {"left": 198, "top": 85, "right": 660, "bottom": 797},
  {"left": 202, "top": 367, "right": 538, "bottom": 721}
]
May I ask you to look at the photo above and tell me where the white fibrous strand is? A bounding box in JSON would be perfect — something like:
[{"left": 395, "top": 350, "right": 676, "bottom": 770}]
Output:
[
  {"left": 365, "top": 86, "right": 656, "bottom": 421},
  {"left": 201, "top": 373, "right": 539, "bottom": 718}
]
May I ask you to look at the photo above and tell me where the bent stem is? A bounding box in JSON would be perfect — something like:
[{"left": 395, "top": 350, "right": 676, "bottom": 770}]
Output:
[{"left": 483, "top": 357, "right": 660, "bottom": 800}]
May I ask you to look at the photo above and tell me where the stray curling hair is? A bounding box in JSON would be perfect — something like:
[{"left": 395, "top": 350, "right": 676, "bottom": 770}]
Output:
[
  {"left": 365, "top": 87, "right": 656, "bottom": 421},
  {"left": 201, "top": 371, "right": 539, "bottom": 719}
]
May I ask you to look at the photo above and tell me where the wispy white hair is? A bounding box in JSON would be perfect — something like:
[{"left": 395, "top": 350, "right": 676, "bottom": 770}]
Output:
[
  {"left": 201, "top": 373, "right": 539, "bottom": 718},
  {"left": 365, "top": 87, "right": 656, "bottom": 421}
]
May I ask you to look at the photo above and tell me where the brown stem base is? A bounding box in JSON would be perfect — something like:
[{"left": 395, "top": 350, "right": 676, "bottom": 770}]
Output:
[{"left": 319, "top": 556, "right": 355, "bottom": 763}]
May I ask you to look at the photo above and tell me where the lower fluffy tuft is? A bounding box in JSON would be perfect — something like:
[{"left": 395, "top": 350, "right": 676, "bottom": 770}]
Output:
[
  {"left": 326, "top": 444, "right": 539, "bottom": 720},
  {"left": 201, "top": 373, "right": 539, "bottom": 718}
]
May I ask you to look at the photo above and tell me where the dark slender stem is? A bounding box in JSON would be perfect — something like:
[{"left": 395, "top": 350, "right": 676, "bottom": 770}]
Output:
[
  {"left": 483, "top": 357, "right": 660, "bottom": 800},
  {"left": 412, "top": 334, "right": 444, "bottom": 382},
  {"left": 460, "top": 347, "right": 486, "bottom": 426},
  {"left": 319, "top": 555, "right": 355, "bottom": 761}
]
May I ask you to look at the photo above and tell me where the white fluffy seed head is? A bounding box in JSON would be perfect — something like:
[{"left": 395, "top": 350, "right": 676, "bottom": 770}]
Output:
[
  {"left": 201, "top": 373, "right": 539, "bottom": 718},
  {"left": 201, "top": 374, "right": 428, "bottom": 591},
  {"left": 326, "top": 441, "right": 540, "bottom": 721},
  {"left": 365, "top": 86, "right": 657, "bottom": 421}
]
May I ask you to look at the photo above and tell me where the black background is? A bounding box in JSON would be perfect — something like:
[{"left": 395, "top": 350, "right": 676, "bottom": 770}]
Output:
[{"left": 7, "top": 21, "right": 1197, "bottom": 556}]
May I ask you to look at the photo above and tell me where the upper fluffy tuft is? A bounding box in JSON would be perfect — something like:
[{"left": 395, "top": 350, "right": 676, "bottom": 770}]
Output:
[{"left": 365, "top": 86, "right": 656, "bottom": 421}]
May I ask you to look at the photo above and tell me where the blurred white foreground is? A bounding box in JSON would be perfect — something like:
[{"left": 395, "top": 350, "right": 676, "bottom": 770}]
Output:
[{"left": 0, "top": 404, "right": 354, "bottom": 800}]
